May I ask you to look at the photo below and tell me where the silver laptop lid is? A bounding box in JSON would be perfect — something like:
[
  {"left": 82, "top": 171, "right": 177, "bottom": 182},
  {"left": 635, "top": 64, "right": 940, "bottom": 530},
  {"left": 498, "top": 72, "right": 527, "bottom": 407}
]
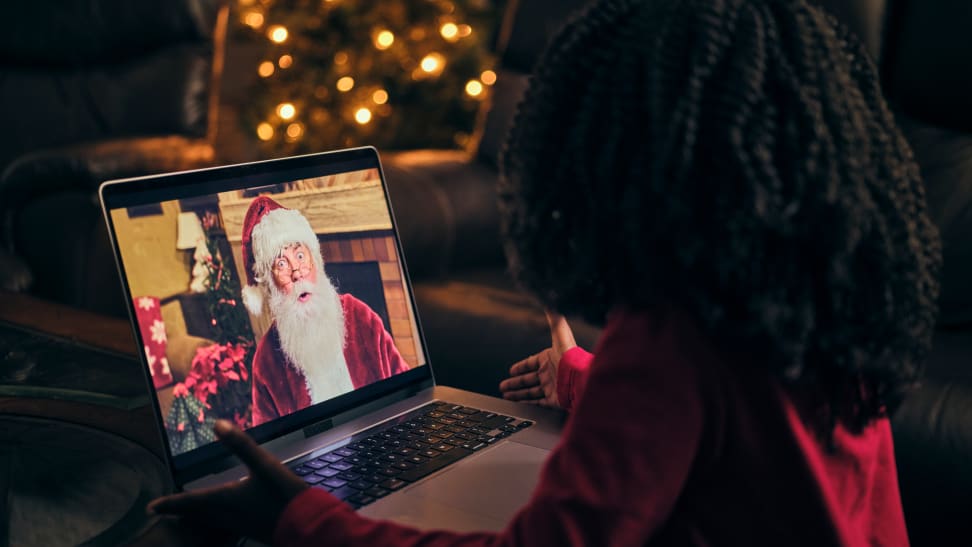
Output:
[{"left": 99, "top": 147, "right": 434, "bottom": 486}]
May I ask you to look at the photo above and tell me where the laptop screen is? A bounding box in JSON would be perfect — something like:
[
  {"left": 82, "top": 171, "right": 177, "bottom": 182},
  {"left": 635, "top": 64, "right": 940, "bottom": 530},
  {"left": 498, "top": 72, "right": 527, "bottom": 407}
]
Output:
[{"left": 101, "top": 148, "right": 431, "bottom": 472}]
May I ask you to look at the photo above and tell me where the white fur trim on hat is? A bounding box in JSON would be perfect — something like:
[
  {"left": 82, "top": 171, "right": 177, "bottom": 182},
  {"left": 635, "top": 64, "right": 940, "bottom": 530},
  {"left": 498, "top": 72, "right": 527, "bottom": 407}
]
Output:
[
  {"left": 250, "top": 208, "right": 321, "bottom": 271},
  {"left": 242, "top": 284, "right": 264, "bottom": 316}
]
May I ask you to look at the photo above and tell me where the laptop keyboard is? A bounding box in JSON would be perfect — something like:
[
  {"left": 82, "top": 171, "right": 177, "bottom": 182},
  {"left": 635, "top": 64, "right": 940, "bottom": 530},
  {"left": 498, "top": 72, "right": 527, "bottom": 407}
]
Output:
[{"left": 286, "top": 401, "right": 534, "bottom": 509}]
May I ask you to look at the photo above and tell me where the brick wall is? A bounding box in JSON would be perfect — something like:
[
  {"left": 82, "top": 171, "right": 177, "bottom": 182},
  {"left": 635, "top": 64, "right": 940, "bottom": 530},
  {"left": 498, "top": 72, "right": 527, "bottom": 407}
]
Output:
[{"left": 320, "top": 234, "right": 423, "bottom": 368}]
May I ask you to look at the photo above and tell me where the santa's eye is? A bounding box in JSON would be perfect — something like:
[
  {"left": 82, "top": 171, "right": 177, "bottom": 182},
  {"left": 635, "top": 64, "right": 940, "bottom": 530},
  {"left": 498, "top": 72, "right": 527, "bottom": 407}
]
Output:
[
  {"left": 276, "top": 259, "right": 288, "bottom": 270},
  {"left": 296, "top": 251, "right": 305, "bottom": 261}
]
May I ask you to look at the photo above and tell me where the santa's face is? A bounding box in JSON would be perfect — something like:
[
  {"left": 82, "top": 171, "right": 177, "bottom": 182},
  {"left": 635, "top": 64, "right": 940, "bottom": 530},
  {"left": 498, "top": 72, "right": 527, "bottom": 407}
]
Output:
[{"left": 271, "top": 243, "right": 318, "bottom": 302}]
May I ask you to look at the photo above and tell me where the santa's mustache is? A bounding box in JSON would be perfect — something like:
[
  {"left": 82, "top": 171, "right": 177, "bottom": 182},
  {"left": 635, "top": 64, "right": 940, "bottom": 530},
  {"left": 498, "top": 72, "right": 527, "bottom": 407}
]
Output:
[{"left": 282, "top": 279, "right": 317, "bottom": 303}]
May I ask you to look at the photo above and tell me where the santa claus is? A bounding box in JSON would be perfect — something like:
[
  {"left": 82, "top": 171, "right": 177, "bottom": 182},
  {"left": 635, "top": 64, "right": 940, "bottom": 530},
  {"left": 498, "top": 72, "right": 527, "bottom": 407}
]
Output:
[{"left": 240, "top": 195, "right": 410, "bottom": 427}]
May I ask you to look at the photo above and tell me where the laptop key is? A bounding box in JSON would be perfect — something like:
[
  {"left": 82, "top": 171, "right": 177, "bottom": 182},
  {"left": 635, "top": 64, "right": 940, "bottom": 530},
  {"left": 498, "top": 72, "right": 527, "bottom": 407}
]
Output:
[
  {"left": 397, "top": 447, "right": 473, "bottom": 482},
  {"left": 335, "top": 447, "right": 357, "bottom": 457},
  {"left": 303, "top": 474, "right": 325, "bottom": 484},
  {"left": 331, "top": 461, "right": 354, "bottom": 471},
  {"left": 292, "top": 466, "right": 314, "bottom": 476},
  {"left": 330, "top": 485, "right": 358, "bottom": 501},
  {"left": 304, "top": 460, "right": 328, "bottom": 470},
  {"left": 322, "top": 477, "right": 348, "bottom": 489},
  {"left": 365, "top": 487, "right": 390, "bottom": 498},
  {"left": 314, "top": 467, "right": 341, "bottom": 478},
  {"left": 321, "top": 453, "right": 344, "bottom": 463},
  {"left": 348, "top": 493, "right": 375, "bottom": 506},
  {"left": 337, "top": 471, "right": 360, "bottom": 482},
  {"left": 380, "top": 478, "right": 406, "bottom": 491},
  {"left": 349, "top": 480, "right": 374, "bottom": 491}
]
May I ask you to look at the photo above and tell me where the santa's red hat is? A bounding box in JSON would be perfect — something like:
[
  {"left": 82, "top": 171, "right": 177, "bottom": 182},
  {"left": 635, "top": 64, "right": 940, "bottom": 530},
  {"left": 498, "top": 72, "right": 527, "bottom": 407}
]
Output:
[{"left": 240, "top": 195, "right": 323, "bottom": 315}]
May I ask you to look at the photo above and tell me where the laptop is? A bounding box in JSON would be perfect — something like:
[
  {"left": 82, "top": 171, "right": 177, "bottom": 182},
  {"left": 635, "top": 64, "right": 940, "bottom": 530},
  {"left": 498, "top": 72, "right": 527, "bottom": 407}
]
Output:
[{"left": 99, "top": 146, "right": 566, "bottom": 535}]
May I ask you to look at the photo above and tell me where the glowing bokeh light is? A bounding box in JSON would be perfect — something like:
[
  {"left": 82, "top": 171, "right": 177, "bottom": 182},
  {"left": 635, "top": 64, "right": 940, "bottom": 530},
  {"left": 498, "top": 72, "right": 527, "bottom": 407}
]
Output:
[
  {"left": 336, "top": 76, "right": 355, "bottom": 92},
  {"left": 355, "top": 108, "right": 373, "bottom": 124},
  {"left": 277, "top": 102, "right": 296, "bottom": 120},
  {"left": 375, "top": 30, "right": 394, "bottom": 50},
  {"left": 440, "top": 23, "right": 458, "bottom": 41},
  {"left": 268, "top": 26, "right": 288, "bottom": 43},
  {"left": 257, "top": 123, "right": 274, "bottom": 141},
  {"left": 465, "top": 80, "right": 483, "bottom": 97}
]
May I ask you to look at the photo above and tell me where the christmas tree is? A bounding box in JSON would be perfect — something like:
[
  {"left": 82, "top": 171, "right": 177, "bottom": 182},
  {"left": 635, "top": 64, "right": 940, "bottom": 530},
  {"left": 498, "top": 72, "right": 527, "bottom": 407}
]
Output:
[{"left": 234, "top": 0, "right": 500, "bottom": 154}]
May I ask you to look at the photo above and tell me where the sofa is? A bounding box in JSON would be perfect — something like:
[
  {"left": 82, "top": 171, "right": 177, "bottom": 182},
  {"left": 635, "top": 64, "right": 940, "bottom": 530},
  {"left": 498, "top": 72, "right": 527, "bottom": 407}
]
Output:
[{"left": 0, "top": 0, "right": 228, "bottom": 316}]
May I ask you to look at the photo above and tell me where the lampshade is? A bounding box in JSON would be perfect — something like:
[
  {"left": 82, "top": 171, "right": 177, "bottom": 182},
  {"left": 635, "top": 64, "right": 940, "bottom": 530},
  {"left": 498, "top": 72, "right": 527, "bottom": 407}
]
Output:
[{"left": 176, "top": 212, "right": 205, "bottom": 250}]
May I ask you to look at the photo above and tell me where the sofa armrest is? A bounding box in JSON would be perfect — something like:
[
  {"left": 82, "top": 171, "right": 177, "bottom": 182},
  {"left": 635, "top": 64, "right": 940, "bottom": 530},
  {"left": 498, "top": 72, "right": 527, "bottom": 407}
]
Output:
[{"left": 0, "top": 135, "right": 214, "bottom": 203}]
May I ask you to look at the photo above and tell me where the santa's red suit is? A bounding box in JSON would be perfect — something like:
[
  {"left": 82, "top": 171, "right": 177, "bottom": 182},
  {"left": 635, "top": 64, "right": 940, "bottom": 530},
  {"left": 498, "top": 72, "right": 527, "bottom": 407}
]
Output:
[{"left": 251, "top": 293, "right": 410, "bottom": 426}]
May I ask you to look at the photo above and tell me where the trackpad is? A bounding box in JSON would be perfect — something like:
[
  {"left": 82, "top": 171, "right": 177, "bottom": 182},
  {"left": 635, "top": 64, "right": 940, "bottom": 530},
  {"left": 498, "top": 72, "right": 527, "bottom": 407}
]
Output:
[{"left": 404, "top": 441, "right": 550, "bottom": 522}]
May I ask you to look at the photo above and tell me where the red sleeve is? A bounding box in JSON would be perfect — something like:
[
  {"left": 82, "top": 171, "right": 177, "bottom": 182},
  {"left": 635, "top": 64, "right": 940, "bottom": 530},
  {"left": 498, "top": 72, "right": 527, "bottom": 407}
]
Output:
[
  {"left": 273, "top": 310, "right": 707, "bottom": 546},
  {"left": 557, "top": 346, "right": 594, "bottom": 412}
]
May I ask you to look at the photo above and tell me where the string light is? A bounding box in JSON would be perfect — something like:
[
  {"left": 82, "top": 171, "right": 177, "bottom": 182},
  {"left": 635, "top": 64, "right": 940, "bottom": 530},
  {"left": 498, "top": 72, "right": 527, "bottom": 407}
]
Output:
[
  {"left": 465, "top": 80, "right": 483, "bottom": 97},
  {"left": 420, "top": 53, "right": 445, "bottom": 75},
  {"left": 374, "top": 30, "right": 394, "bottom": 50},
  {"left": 277, "top": 102, "right": 296, "bottom": 120},
  {"left": 268, "top": 25, "right": 288, "bottom": 43},
  {"left": 258, "top": 61, "right": 275, "bottom": 77},
  {"left": 334, "top": 51, "right": 349, "bottom": 65},
  {"left": 440, "top": 23, "right": 458, "bottom": 41},
  {"left": 278, "top": 55, "right": 293, "bottom": 69},
  {"left": 285, "top": 122, "right": 304, "bottom": 140},
  {"left": 355, "top": 108, "right": 373, "bottom": 124},
  {"left": 243, "top": 11, "right": 264, "bottom": 29},
  {"left": 458, "top": 24, "right": 472, "bottom": 37},
  {"left": 257, "top": 123, "right": 274, "bottom": 141},
  {"left": 480, "top": 70, "right": 497, "bottom": 85},
  {"left": 336, "top": 76, "right": 355, "bottom": 92},
  {"left": 372, "top": 89, "right": 389, "bottom": 104}
]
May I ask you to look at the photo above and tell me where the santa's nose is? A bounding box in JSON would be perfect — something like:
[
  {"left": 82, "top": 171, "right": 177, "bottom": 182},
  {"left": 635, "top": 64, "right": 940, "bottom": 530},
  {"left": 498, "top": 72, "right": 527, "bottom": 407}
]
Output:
[{"left": 291, "top": 266, "right": 304, "bottom": 280}]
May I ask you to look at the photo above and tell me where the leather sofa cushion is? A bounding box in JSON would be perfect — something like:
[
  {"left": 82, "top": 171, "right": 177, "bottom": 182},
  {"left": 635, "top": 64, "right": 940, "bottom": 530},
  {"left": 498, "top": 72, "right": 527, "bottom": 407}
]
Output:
[
  {"left": 0, "top": 46, "right": 213, "bottom": 170},
  {"left": 899, "top": 117, "right": 972, "bottom": 326}
]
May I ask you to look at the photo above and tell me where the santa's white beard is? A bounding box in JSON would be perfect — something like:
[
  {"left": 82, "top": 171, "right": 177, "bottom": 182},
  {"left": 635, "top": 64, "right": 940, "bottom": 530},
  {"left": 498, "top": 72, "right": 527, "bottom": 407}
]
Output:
[{"left": 267, "top": 275, "right": 355, "bottom": 404}]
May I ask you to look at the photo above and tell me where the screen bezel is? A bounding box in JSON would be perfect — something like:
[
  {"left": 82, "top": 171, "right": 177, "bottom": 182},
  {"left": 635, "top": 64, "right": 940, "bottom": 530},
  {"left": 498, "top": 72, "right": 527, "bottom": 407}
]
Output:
[{"left": 100, "top": 147, "right": 436, "bottom": 485}]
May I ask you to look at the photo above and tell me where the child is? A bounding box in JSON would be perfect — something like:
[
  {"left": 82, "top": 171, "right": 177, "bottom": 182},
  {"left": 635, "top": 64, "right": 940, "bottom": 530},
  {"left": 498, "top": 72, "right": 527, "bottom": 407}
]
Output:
[{"left": 148, "top": 0, "right": 941, "bottom": 544}]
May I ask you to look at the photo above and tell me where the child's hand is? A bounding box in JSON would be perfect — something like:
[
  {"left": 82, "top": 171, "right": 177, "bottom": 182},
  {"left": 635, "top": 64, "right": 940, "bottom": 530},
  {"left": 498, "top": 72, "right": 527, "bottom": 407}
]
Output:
[
  {"left": 500, "top": 312, "right": 577, "bottom": 408},
  {"left": 147, "top": 420, "right": 309, "bottom": 544}
]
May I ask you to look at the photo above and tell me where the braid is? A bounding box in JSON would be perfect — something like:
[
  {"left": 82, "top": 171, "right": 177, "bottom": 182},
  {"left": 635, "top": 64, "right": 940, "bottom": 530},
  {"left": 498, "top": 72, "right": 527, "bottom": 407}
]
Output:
[{"left": 500, "top": 0, "right": 941, "bottom": 437}]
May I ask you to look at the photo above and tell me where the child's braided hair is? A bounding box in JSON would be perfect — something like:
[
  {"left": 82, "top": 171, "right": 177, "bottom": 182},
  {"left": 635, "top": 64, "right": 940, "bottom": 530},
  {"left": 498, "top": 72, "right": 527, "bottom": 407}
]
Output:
[{"left": 500, "top": 0, "right": 941, "bottom": 434}]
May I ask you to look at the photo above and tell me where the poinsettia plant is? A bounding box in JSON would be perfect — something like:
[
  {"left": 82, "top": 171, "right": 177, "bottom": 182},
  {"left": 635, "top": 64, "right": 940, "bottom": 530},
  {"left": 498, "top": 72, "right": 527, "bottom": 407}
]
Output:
[
  {"left": 184, "top": 341, "right": 253, "bottom": 427},
  {"left": 167, "top": 341, "right": 253, "bottom": 453}
]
